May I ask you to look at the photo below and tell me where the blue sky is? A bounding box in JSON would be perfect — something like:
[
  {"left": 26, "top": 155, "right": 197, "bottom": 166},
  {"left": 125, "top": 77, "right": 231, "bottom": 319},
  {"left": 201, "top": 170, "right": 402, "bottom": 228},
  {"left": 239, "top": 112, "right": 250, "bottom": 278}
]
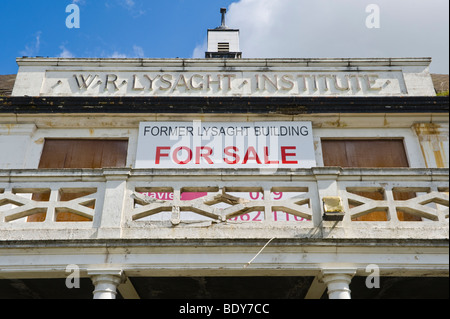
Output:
[
  {"left": 0, "top": 0, "right": 236, "bottom": 74},
  {"left": 0, "top": 0, "right": 449, "bottom": 75}
]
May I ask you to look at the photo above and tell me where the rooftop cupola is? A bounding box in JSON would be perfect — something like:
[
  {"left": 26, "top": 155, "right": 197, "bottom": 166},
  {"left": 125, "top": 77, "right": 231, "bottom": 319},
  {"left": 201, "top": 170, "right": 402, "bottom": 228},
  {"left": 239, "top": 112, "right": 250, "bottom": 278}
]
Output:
[{"left": 205, "top": 8, "right": 242, "bottom": 59}]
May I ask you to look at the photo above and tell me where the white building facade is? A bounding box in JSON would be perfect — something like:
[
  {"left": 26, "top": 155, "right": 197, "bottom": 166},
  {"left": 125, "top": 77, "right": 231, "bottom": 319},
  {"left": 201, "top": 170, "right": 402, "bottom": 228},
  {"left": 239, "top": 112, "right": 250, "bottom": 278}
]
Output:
[{"left": 0, "top": 15, "right": 448, "bottom": 300}]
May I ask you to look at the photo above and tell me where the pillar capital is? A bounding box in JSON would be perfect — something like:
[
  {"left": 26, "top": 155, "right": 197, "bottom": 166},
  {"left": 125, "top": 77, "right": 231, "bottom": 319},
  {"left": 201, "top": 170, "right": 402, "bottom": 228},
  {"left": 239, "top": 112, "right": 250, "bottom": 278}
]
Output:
[
  {"left": 88, "top": 269, "right": 126, "bottom": 299},
  {"left": 319, "top": 268, "right": 356, "bottom": 299}
]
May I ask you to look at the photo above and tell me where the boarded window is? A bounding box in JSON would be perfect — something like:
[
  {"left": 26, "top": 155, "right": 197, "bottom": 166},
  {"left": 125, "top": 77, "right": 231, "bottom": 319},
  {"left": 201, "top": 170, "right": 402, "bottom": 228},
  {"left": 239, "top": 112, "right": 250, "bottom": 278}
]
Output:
[
  {"left": 28, "top": 139, "right": 128, "bottom": 222},
  {"left": 38, "top": 139, "right": 128, "bottom": 169},
  {"left": 321, "top": 139, "right": 420, "bottom": 221},
  {"left": 321, "top": 139, "right": 409, "bottom": 168}
]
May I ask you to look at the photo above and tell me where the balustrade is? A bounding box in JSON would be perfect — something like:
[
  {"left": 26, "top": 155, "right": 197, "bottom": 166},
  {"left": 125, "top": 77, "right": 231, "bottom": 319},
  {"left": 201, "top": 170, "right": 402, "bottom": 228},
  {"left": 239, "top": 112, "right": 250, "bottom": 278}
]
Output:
[{"left": 0, "top": 168, "right": 448, "bottom": 241}]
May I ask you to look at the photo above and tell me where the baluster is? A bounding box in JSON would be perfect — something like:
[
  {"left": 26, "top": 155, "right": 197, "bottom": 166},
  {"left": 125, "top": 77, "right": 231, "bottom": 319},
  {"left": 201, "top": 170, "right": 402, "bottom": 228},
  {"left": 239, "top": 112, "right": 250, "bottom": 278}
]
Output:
[
  {"left": 384, "top": 186, "right": 399, "bottom": 223},
  {"left": 0, "top": 187, "right": 12, "bottom": 223},
  {"left": 171, "top": 189, "right": 181, "bottom": 225},
  {"left": 313, "top": 168, "right": 342, "bottom": 225},
  {"left": 97, "top": 169, "right": 129, "bottom": 238},
  {"left": 44, "top": 189, "right": 59, "bottom": 223},
  {"left": 263, "top": 189, "right": 272, "bottom": 222}
]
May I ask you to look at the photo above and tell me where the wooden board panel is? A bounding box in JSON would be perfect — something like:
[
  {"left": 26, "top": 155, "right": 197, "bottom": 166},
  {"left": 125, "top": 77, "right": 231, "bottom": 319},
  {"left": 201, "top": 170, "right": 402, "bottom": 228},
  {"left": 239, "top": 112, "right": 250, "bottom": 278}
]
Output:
[
  {"left": 321, "top": 139, "right": 409, "bottom": 168},
  {"left": 38, "top": 139, "right": 128, "bottom": 169}
]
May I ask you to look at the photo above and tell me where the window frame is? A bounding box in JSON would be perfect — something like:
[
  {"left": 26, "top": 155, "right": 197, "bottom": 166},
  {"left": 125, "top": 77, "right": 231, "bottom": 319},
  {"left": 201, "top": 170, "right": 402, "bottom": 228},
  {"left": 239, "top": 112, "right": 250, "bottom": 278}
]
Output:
[
  {"left": 26, "top": 128, "right": 136, "bottom": 169},
  {"left": 314, "top": 128, "right": 426, "bottom": 168}
]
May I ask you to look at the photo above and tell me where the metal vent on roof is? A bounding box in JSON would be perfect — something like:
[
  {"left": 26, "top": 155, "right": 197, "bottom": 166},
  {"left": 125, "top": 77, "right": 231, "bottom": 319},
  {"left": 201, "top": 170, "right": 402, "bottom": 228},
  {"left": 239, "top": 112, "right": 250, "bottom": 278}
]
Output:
[{"left": 218, "top": 42, "right": 230, "bottom": 52}]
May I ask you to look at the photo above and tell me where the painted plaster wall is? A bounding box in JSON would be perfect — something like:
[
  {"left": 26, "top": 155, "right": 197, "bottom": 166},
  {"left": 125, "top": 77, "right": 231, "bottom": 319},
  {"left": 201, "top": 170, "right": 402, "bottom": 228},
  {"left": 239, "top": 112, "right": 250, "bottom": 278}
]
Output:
[{"left": 1, "top": 117, "right": 448, "bottom": 170}]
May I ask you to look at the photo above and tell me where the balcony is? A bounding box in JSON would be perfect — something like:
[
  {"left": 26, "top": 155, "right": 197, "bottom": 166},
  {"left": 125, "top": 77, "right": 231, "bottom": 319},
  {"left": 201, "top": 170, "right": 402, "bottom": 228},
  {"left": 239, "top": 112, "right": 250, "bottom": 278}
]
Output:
[{"left": 1, "top": 167, "right": 448, "bottom": 242}]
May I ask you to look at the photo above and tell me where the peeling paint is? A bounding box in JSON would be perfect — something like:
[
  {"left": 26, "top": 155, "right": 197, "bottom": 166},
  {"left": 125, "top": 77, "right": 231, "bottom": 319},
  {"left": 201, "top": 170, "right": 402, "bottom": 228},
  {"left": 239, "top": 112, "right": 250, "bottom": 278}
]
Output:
[
  {"left": 3, "top": 124, "right": 16, "bottom": 135},
  {"left": 413, "top": 123, "right": 442, "bottom": 136},
  {"left": 434, "top": 148, "right": 445, "bottom": 168},
  {"left": 413, "top": 123, "right": 448, "bottom": 168},
  {"left": 325, "top": 119, "right": 346, "bottom": 128},
  {"left": 384, "top": 115, "right": 389, "bottom": 127}
]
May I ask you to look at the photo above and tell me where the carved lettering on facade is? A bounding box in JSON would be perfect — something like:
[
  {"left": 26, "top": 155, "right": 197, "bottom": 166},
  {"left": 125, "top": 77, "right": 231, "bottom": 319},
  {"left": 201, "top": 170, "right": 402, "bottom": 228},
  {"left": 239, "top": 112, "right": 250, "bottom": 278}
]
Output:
[{"left": 49, "top": 71, "right": 404, "bottom": 96}]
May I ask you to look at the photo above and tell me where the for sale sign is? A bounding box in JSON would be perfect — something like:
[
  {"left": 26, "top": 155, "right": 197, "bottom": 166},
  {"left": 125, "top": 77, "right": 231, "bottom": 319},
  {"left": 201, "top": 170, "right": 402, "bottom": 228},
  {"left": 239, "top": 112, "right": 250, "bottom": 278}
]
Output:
[{"left": 135, "top": 121, "right": 316, "bottom": 169}]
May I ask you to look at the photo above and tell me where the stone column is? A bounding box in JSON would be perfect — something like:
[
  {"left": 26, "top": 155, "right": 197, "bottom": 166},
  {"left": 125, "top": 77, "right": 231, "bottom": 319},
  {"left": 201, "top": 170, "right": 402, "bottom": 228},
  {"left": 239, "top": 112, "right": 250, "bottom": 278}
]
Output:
[
  {"left": 97, "top": 169, "right": 130, "bottom": 239},
  {"left": 88, "top": 270, "right": 125, "bottom": 299},
  {"left": 312, "top": 167, "right": 344, "bottom": 225},
  {"left": 320, "top": 269, "right": 356, "bottom": 299}
]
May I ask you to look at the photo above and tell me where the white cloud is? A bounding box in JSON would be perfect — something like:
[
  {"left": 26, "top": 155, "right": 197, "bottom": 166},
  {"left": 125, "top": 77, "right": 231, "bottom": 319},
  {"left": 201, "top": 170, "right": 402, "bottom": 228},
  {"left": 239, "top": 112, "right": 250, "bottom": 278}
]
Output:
[
  {"left": 133, "top": 45, "right": 145, "bottom": 58},
  {"left": 103, "top": 45, "right": 145, "bottom": 59},
  {"left": 109, "top": 51, "right": 128, "bottom": 59},
  {"left": 192, "top": 41, "right": 207, "bottom": 59},
  {"left": 20, "top": 31, "right": 42, "bottom": 57},
  {"left": 115, "top": 0, "right": 146, "bottom": 17},
  {"left": 124, "top": 0, "right": 135, "bottom": 8},
  {"left": 58, "top": 45, "right": 75, "bottom": 58},
  {"left": 194, "top": 0, "right": 449, "bottom": 73}
]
